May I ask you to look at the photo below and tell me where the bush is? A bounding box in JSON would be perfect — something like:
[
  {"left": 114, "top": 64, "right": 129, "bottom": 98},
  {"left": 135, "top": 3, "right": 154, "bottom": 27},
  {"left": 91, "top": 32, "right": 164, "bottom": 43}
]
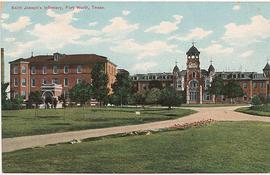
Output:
[{"left": 251, "top": 96, "right": 262, "bottom": 106}]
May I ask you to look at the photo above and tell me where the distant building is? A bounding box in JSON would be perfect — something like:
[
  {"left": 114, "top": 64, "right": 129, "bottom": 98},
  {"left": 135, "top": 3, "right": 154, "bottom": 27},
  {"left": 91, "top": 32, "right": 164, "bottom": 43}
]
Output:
[
  {"left": 9, "top": 53, "right": 117, "bottom": 101},
  {"left": 132, "top": 45, "right": 270, "bottom": 104}
]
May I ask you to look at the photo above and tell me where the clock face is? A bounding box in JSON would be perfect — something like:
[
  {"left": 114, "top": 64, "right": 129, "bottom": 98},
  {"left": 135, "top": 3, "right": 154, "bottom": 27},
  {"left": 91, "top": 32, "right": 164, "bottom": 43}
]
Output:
[{"left": 189, "top": 63, "right": 197, "bottom": 68}]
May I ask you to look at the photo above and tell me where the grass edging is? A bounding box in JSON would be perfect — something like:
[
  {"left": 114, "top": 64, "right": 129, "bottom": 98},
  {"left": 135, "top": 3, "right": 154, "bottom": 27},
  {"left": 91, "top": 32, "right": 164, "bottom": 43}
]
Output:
[{"left": 235, "top": 107, "right": 270, "bottom": 117}]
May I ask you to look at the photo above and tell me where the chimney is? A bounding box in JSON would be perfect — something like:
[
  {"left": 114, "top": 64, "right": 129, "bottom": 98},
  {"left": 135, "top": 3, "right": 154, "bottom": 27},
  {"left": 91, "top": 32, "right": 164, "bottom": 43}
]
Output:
[{"left": 1, "top": 48, "right": 4, "bottom": 83}]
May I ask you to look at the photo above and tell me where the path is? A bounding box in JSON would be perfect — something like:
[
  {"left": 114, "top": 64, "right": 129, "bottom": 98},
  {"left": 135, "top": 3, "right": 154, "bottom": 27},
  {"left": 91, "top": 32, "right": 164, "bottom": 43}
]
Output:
[{"left": 2, "top": 106, "right": 270, "bottom": 153}]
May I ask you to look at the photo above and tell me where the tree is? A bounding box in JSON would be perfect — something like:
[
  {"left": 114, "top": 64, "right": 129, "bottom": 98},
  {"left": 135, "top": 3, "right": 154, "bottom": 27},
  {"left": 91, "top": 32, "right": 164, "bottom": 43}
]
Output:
[
  {"left": 160, "top": 87, "right": 182, "bottom": 109},
  {"left": 58, "top": 94, "right": 67, "bottom": 108},
  {"left": 209, "top": 77, "right": 224, "bottom": 103},
  {"left": 111, "top": 72, "right": 133, "bottom": 106},
  {"left": 133, "top": 92, "right": 146, "bottom": 107},
  {"left": 149, "top": 80, "right": 163, "bottom": 90},
  {"left": 251, "top": 96, "right": 262, "bottom": 106},
  {"left": 29, "top": 91, "right": 43, "bottom": 108},
  {"left": 224, "top": 79, "right": 243, "bottom": 104},
  {"left": 1, "top": 82, "right": 9, "bottom": 110},
  {"left": 69, "top": 81, "right": 92, "bottom": 106},
  {"left": 91, "top": 62, "right": 109, "bottom": 106},
  {"left": 145, "top": 88, "right": 161, "bottom": 105}
]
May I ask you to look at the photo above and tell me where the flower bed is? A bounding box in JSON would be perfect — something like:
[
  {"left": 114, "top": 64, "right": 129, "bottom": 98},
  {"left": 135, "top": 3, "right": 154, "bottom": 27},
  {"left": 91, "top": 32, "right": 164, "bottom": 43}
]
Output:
[{"left": 169, "top": 119, "right": 215, "bottom": 130}]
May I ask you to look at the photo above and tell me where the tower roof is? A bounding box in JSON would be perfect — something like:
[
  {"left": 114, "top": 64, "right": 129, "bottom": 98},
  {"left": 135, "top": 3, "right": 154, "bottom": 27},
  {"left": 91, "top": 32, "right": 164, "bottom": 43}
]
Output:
[
  {"left": 208, "top": 64, "right": 215, "bottom": 72},
  {"left": 173, "top": 65, "right": 180, "bottom": 73},
  {"left": 263, "top": 62, "right": 270, "bottom": 70},
  {"left": 186, "top": 45, "right": 200, "bottom": 55}
]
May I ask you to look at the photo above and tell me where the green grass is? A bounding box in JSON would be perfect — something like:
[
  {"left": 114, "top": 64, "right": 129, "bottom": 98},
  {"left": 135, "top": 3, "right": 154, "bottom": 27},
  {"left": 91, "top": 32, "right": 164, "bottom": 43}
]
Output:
[
  {"left": 1, "top": 107, "right": 196, "bottom": 138},
  {"left": 236, "top": 107, "right": 270, "bottom": 116},
  {"left": 181, "top": 103, "right": 248, "bottom": 107},
  {"left": 2, "top": 121, "right": 270, "bottom": 173}
]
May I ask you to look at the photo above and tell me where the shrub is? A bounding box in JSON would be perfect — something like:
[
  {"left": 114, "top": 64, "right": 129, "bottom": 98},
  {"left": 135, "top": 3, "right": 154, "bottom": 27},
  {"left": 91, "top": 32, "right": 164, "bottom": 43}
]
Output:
[{"left": 251, "top": 96, "right": 262, "bottom": 106}]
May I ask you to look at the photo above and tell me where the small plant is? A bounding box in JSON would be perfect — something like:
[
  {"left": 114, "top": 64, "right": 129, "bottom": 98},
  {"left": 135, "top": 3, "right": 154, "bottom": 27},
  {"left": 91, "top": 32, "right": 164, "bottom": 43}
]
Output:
[{"left": 251, "top": 96, "right": 262, "bottom": 106}]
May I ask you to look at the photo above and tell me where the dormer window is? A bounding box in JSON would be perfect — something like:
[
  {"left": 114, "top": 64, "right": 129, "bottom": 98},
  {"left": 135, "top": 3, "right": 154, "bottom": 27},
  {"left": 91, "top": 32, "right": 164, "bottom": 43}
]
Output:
[{"left": 53, "top": 53, "right": 60, "bottom": 61}]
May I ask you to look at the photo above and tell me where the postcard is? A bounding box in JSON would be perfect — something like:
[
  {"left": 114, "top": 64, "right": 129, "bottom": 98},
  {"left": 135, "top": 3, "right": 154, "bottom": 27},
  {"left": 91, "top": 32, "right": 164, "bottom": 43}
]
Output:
[{"left": 1, "top": 1, "right": 270, "bottom": 173}]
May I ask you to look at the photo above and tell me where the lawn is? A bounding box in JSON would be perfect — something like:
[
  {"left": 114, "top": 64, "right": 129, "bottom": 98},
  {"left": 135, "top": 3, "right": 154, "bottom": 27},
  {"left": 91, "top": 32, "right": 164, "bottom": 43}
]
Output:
[
  {"left": 2, "top": 121, "right": 270, "bottom": 173},
  {"left": 1, "top": 107, "right": 196, "bottom": 138},
  {"left": 181, "top": 103, "right": 248, "bottom": 107},
  {"left": 236, "top": 107, "right": 270, "bottom": 116}
]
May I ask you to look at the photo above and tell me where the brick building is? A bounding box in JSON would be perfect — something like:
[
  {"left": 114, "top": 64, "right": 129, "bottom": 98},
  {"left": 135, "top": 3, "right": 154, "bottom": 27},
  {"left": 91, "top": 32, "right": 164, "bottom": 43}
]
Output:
[
  {"left": 9, "top": 53, "right": 116, "bottom": 101},
  {"left": 132, "top": 45, "right": 270, "bottom": 104}
]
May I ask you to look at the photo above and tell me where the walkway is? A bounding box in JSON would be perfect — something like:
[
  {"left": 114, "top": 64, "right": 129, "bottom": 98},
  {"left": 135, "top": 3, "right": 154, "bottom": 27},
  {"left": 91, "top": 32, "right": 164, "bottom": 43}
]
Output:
[{"left": 2, "top": 106, "right": 270, "bottom": 153}]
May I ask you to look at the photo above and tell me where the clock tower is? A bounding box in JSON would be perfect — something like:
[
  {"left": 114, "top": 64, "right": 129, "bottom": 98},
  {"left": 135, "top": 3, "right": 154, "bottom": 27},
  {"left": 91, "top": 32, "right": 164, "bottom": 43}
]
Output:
[{"left": 186, "top": 44, "right": 202, "bottom": 104}]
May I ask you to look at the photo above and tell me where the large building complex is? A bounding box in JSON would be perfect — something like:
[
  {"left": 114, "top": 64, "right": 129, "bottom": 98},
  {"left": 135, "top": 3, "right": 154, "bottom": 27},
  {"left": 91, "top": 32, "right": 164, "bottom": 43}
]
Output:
[
  {"left": 132, "top": 45, "right": 270, "bottom": 104},
  {"left": 9, "top": 53, "right": 116, "bottom": 101}
]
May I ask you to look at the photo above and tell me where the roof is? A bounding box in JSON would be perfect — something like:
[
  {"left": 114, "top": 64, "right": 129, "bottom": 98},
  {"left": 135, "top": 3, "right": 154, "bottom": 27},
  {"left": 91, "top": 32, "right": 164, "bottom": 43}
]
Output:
[
  {"left": 263, "top": 63, "right": 270, "bottom": 70},
  {"left": 173, "top": 65, "right": 180, "bottom": 73},
  {"left": 215, "top": 72, "right": 268, "bottom": 80},
  {"left": 208, "top": 64, "right": 215, "bottom": 72},
  {"left": 9, "top": 53, "right": 116, "bottom": 66},
  {"left": 186, "top": 45, "right": 200, "bottom": 55},
  {"left": 117, "top": 69, "right": 129, "bottom": 73}
]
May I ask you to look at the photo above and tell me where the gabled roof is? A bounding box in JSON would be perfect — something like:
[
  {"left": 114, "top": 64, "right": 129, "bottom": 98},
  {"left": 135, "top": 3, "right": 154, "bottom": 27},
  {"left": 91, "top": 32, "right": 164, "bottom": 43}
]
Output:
[
  {"left": 208, "top": 64, "right": 215, "bottom": 72},
  {"left": 186, "top": 45, "right": 200, "bottom": 55},
  {"left": 173, "top": 65, "right": 180, "bottom": 73},
  {"left": 263, "top": 63, "right": 270, "bottom": 70}
]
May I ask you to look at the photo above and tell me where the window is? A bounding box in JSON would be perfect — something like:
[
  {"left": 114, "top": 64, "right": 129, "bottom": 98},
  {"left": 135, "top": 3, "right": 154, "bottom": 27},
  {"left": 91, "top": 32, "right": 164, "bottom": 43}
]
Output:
[
  {"left": 52, "top": 78, "right": 59, "bottom": 84},
  {"left": 142, "top": 83, "right": 146, "bottom": 90},
  {"left": 243, "top": 82, "right": 247, "bottom": 89},
  {"left": 53, "top": 66, "right": 58, "bottom": 74},
  {"left": 77, "top": 78, "right": 82, "bottom": 84},
  {"left": 260, "top": 82, "right": 266, "bottom": 88},
  {"left": 64, "top": 90, "right": 69, "bottom": 98},
  {"left": 14, "top": 91, "right": 18, "bottom": 98},
  {"left": 22, "top": 78, "right": 26, "bottom": 87},
  {"left": 177, "top": 80, "right": 182, "bottom": 88},
  {"left": 204, "top": 92, "right": 210, "bottom": 101},
  {"left": 254, "top": 94, "right": 257, "bottom": 97},
  {"left": 31, "top": 79, "right": 35, "bottom": 87},
  {"left": 31, "top": 67, "right": 36, "bottom": 74},
  {"left": 21, "top": 91, "right": 26, "bottom": 99},
  {"left": 253, "top": 82, "right": 257, "bottom": 89},
  {"left": 43, "top": 78, "right": 47, "bottom": 85},
  {"left": 43, "top": 66, "right": 47, "bottom": 74},
  {"left": 22, "top": 66, "right": 26, "bottom": 74},
  {"left": 192, "top": 72, "right": 196, "bottom": 78},
  {"left": 14, "top": 78, "right": 18, "bottom": 87},
  {"left": 77, "top": 65, "right": 82, "bottom": 73},
  {"left": 205, "top": 80, "right": 210, "bottom": 88},
  {"left": 243, "top": 94, "right": 247, "bottom": 101},
  {"left": 64, "top": 66, "right": 68, "bottom": 74},
  {"left": 64, "top": 78, "right": 68, "bottom": 87},
  {"left": 190, "top": 92, "right": 198, "bottom": 100},
  {"left": 189, "top": 80, "right": 198, "bottom": 88},
  {"left": 14, "top": 65, "right": 18, "bottom": 74}
]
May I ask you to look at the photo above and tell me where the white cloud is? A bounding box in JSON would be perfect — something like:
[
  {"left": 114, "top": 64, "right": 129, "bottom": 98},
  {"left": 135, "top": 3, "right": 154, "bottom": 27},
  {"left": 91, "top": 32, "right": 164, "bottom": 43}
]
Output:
[
  {"left": 240, "top": 50, "right": 254, "bottom": 57},
  {"left": 6, "top": 9, "right": 100, "bottom": 57},
  {"left": 2, "top": 16, "right": 32, "bottom": 32},
  {"left": 144, "top": 15, "right": 183, "bottom": 34},
  {"left": 168, "top": 27, "right": 213, "bottom": 41},
  {"left": 222, "top": 15, "right": 270, "bottom": 46},
  {"left": 122, "top": 10, "right": 130, "bottom": 16},
  {"left": 232, "top": 5, "right": 240, "bottom": 10},
  {"left": 131, "top": 62, "right": 158, "bottom": 71},
  {"left": 102, "top": 17, "right": 139, "bottom": 36},
  {"left": 5, "top": 37, "right": 15, "bottom": 42},
  {"left": 200, "top": 44, "right": 234, "bottom": 55},
  {"left": 110, "top": 39, "right": 178, "bottom": 59},
  {"left": 88, "top": 22, "right": 98, "bottom": 27},
  {"left": 1, "top": 13, "right": 9, "bottom": 19}
]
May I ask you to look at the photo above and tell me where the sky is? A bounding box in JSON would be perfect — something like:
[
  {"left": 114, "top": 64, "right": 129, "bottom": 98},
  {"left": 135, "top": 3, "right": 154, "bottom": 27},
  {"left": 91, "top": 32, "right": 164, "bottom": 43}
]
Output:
[{"left": 1, "top": 2, "right": 270, "bottom": 82}]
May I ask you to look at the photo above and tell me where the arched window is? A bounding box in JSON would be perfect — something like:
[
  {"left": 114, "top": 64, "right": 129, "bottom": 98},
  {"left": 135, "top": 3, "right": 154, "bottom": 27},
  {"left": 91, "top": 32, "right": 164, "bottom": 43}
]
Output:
[
  {"left": 192, "top": 72, "right": 196, "bottom": 78},
  {"left": 205, "top": 80, "right": 210, "bottom": 88},
  {"left": 177, "top": 80, "right": 182, "bottom": 88},
  {"left": 189, "top": 80, "right": 198, "bottom": 88}
]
